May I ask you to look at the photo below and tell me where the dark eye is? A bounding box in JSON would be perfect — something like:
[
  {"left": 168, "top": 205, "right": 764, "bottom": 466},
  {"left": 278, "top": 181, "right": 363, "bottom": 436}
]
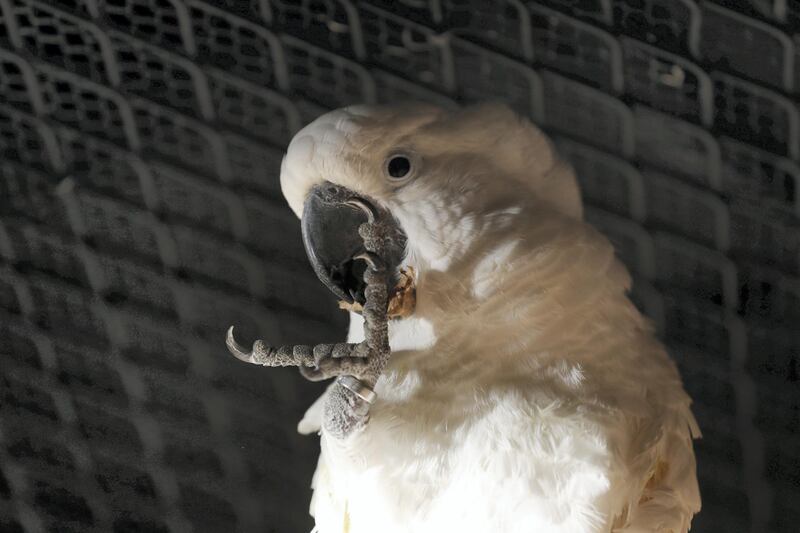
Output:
[{"left": 386, "top": 155, "right": 412, "bottom": 179}]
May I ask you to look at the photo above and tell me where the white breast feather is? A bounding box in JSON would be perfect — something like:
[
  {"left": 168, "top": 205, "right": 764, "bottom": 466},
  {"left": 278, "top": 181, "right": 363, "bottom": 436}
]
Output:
[{"left": 303, "top": 205, "right": 700, "bottom": 533}]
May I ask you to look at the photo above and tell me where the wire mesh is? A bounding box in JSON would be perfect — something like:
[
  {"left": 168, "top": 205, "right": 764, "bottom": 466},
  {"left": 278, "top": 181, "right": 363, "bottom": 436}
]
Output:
[{"left": 0, "top": 1, "right": 798, "bottom": 532}]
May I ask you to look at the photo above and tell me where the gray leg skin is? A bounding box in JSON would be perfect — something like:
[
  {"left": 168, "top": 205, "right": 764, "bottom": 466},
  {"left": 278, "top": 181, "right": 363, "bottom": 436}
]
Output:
[
  {"left": 225, "top": 219, "right": 396, "bottom": 439},
  {"left": 320, "top": 254, "right": 390, "bottom": 438}
]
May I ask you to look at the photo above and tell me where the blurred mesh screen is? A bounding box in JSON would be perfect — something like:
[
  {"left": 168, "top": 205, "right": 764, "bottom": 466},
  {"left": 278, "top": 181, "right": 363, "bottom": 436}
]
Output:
[{"left": 0, "top": 1, "right": 799, "bottom": 532}]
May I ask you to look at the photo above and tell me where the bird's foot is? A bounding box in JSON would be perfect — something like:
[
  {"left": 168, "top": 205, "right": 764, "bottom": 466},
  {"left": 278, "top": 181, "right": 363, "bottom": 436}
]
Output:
[{"left": 224, "top": 214, "right": 394, "bottom": 438}]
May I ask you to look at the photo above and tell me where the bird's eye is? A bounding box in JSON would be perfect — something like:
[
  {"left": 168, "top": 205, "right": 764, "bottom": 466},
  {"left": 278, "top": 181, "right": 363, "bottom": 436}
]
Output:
[{"left": 385, "top": 154, "right": 413, "bottom": 180}]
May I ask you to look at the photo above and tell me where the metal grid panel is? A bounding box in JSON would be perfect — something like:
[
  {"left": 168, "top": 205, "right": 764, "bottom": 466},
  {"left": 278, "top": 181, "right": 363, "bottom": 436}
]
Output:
[
  {"left": 699, "top": 3, "right": 795, "bottom": 92},
  {"left": 613, "top": 0, "right": 700, "bottom": 55},
  {"left": 556, "top": 138, "right": 646, "bottom": 221},
  {"left": 633, "top": 105, "right": 721, "bottom": 188},
  {"left": 643, "top": 169, "right": 730, "bottom": 251},
  {"left": 5, "top": 0, "right": 116, "bottom": 83},
  {"left": 537, "top": 0, "right": 612, "bottom": 26},
  {"left": 711, "top": 71, "right": 799, "bottom": 159},
  {"left": 542, "top": 70, "right": 634, "bottom": 156},
  {"left": 264, "top": 0, "right": 363, "bottom": 58},
  {"left": 621, "top": 37, "right": 713, "bottom": 125},
  {"left": 204, "top": 66, "right": 301, "bottom": 144},
  {"left": 440, "top": 0, "right": 533, "bottom": 60},
  {"left": 358, "top": 3, "right": 454, "bottom": 90},
  {"left": 528, "top": 3, "right": 622, "bottom": 92},
  {"left": 450, "top": 36, "right": 542, "bottom": 119},
  {"left": 109, "top": 29, "right": 213, "bottom": 118},
  {"left": 96, "top": 0, "right": 191, "bottom": 49},
  {"left": 0, "top": 1, "right": 798, "bottom": 532},
  {"left": 720, "top": 137, "right": 800, "bottom": 217},
  {"left": 280, "top": 33, "right": 376, "bottom": 107}
]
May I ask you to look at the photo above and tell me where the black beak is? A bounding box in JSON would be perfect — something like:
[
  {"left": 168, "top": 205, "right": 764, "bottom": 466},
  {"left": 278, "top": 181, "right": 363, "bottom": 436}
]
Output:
[{"left": 301, "top": 182, "right": 407, "bottom": 306}]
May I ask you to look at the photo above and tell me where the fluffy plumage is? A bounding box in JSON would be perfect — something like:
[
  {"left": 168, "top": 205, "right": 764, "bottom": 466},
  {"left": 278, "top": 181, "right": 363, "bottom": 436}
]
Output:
[{"left": 281, "top": 103, "right": 700, "bottom": 533}]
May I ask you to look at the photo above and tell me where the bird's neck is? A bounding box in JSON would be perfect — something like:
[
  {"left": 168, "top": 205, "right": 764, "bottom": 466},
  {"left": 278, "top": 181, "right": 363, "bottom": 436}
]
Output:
[{"left": 381, "top": 206, "right": 639, "bottom": 379}]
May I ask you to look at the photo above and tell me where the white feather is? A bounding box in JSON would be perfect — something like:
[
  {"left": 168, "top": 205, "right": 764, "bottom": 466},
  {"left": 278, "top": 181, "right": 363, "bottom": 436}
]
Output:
[{"left": 287, "top": 104, "right": 700, "bottom": 533}]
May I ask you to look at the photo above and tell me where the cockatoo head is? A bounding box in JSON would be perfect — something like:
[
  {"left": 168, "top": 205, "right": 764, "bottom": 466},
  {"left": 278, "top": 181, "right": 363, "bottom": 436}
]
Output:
[{"left": 280, "top": 102, "right": 582, "bottom": 307}]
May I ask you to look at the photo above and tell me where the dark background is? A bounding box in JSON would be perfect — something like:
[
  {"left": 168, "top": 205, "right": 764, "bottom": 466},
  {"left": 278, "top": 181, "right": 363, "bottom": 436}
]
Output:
[{"left": 0, "top": 1, "right": 798, "bottom": 532}]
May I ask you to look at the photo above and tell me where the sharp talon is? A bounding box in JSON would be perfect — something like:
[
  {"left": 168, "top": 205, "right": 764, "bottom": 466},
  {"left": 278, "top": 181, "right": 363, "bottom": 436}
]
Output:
[
  {"left": 345, "top": 198, "right": 377, "bottom": 223},
  {"left": 354, "top": 251, "right": 385, "bottom": 272},
  {"left": 226, "top": 326, "right": 253, "bottom": 363}
]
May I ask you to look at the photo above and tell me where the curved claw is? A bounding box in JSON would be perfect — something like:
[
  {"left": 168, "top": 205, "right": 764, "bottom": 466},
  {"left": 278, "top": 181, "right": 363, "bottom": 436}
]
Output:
[
  {"left": 226, "top": 326, "right": 253, "bottom": 363},
  {"left": 354, "top": 251, "right": 385, "bottom": 272},
  {"left": 345, "top": 197, "right": 377, "bottom": 223}
]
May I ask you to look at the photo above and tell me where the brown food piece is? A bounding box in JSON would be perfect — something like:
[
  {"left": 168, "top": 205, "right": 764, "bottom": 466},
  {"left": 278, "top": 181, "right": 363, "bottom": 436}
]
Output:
[
  {"left": 387, "top": 266, "right": 416, "bottom": 318},
  {"left": 339, "top": 266, "right": 416, "bottom": 319}
]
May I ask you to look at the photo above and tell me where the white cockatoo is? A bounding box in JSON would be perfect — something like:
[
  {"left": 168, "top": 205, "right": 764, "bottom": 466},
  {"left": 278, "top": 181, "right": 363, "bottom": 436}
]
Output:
[{"left": 231, "top": 103, "right": 701, "bottom": 532}]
